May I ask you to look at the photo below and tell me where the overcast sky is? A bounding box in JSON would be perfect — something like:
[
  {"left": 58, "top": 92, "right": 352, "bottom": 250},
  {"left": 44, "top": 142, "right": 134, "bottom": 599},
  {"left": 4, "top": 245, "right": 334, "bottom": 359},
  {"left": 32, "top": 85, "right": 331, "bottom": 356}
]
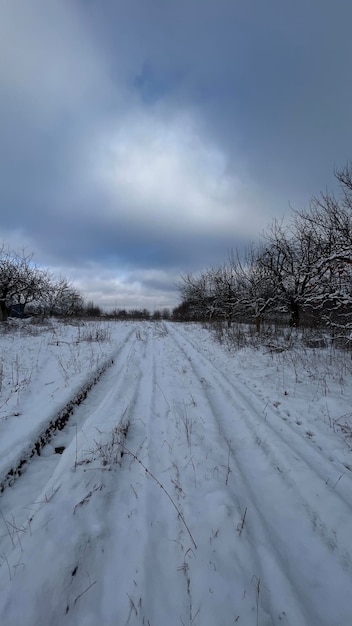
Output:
[{"left": 1, "top": 0, "right": 352, "bottom": 311}]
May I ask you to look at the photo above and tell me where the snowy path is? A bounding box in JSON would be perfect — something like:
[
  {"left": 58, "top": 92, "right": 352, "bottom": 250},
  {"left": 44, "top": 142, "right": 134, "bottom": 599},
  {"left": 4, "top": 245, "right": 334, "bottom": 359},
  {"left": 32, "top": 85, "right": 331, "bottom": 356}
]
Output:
[{"left": 0, "top": 322, "right": 351, "bottom": 625}]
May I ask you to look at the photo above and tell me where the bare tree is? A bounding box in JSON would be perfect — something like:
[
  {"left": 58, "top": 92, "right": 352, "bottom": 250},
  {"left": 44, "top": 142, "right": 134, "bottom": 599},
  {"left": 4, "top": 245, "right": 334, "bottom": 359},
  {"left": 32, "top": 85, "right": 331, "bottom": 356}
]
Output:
[
  {"left": 208, "top": 265, "right": 238, "bottom": 327},
  {"left": 176, "top": 162, "right": 352, "bottom": 332},
  {"left": 0, "top": 243, "right": 85, "bottom": 321},
  {"left": 257, "top": 211, "right": 335, "bottom": 327},
  {"left": 292, "top": 164, "right": 352, "bottom": 329},
  {"left": 0, "top": 244, "right": 44, "bottom": 321},
  {"left": 230, "top": 245, "right": 277, "bottom": 332},
  {"left": 178, "top": 272, "right": 213, "bottom": 321},
  {"left": 39, "top": 275, "right": 84, "bottom": 316}
]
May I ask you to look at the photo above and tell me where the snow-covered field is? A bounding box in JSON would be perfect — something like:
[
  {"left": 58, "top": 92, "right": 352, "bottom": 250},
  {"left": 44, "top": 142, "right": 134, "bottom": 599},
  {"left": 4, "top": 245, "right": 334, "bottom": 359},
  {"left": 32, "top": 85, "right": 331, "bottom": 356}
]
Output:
[{"left": 0, "top": 318, "right": 352, "bottom": 626}]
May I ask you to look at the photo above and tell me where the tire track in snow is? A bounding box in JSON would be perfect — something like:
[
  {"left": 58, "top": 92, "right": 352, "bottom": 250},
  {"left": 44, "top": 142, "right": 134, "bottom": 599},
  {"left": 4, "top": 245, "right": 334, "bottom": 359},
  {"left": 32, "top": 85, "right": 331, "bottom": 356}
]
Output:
[
  {"left": 160, "top": 324, "right": 314, "bottom": 624},
  {"left": 169, "top": 324, "right": 352, "bottom": 559},
  {"left": 0, "top": 327, "right": 142, "bottom": 589},
  {"left": 166, "top": 326, "right": 312, "bottom": 625},
  {"left": 0, "top": 326, "right": 137, "bottom": 493},
  {"left": 0, "top": 325, "right": 165, "bottom": 626},
  {"left": 118, "top": 324, "right": 197, "bottom": 626},
  {"left": 60, "top": 325, "right": 158, "bottom": 626},
  {"left": 1, "top": 322, "right": 352, "bottom": 626},
  {"left": 167, "top": 323, "right": 352, "bottom": 626}
]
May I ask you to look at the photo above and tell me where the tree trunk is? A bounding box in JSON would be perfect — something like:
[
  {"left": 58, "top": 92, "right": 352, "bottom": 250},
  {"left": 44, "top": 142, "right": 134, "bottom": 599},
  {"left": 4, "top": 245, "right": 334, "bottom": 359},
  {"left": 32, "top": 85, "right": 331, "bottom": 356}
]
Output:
[
  {"left": 290, "top": 303, "right": 300, "bottom": 327},
  {"left": 0, "top": 300, "right": 8, "bottom": 322},
  {"left": 255, "top": 315, "right": 261, "bottom": 333}
]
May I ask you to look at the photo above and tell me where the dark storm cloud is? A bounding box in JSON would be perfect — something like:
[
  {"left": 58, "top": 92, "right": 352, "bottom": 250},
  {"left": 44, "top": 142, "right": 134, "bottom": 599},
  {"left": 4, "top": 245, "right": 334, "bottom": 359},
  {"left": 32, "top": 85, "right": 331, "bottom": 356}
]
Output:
[{"left": 1, "top": 0, "right": 352, "bottom": 309}]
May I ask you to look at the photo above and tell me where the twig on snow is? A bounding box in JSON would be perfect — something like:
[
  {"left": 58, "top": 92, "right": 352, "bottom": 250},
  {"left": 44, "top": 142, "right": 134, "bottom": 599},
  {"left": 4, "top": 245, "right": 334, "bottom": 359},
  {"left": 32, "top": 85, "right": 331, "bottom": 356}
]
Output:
[{"left": 119, "top": 442, "right": 197, "bottom": 549}]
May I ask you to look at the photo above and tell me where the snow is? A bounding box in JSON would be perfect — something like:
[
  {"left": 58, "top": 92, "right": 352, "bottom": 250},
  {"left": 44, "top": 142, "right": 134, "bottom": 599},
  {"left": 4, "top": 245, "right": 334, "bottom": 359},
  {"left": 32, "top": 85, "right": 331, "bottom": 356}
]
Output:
[{"left": 0, "top": 318, "right": 352, "bottom": 625}]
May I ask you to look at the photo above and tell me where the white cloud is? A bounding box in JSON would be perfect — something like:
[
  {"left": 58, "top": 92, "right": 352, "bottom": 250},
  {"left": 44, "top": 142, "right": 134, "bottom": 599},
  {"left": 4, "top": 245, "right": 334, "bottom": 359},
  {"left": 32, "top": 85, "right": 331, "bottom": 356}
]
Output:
[
  {"left": 0, "top": 0, "right": 268, "bottom": 245},
  {"left": 89, "top": 107, "right": 256, "bottom": 237}
]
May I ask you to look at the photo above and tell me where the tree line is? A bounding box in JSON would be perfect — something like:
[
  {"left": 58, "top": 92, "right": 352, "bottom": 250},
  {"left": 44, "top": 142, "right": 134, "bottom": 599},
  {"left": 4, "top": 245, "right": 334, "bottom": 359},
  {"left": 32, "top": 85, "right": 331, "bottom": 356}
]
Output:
[
  {"left": 175, "top": 163, "right": 352, "bottom": 333},
  {"left": 0, "top": 243, "right": 173, "bottom": 323}
]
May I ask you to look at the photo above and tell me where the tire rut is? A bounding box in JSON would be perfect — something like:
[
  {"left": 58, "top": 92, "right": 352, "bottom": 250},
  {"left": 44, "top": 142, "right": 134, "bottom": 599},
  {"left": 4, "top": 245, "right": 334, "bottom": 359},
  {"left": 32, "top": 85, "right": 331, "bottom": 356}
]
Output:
[
  {"left": 166, "top": 323, "right": 352, "bottom": 625},
  {"left": 0, "top": 328, "right": 137, "bottom": 493},
  {"left": 121, "top": 325, "right": 197, "bottom": 626},
  {"left": 0, "top": 328, "right": 142, "bottom": 568},
  {"left": 169, "top": 324, "right": 352, "bottom": 550}
]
